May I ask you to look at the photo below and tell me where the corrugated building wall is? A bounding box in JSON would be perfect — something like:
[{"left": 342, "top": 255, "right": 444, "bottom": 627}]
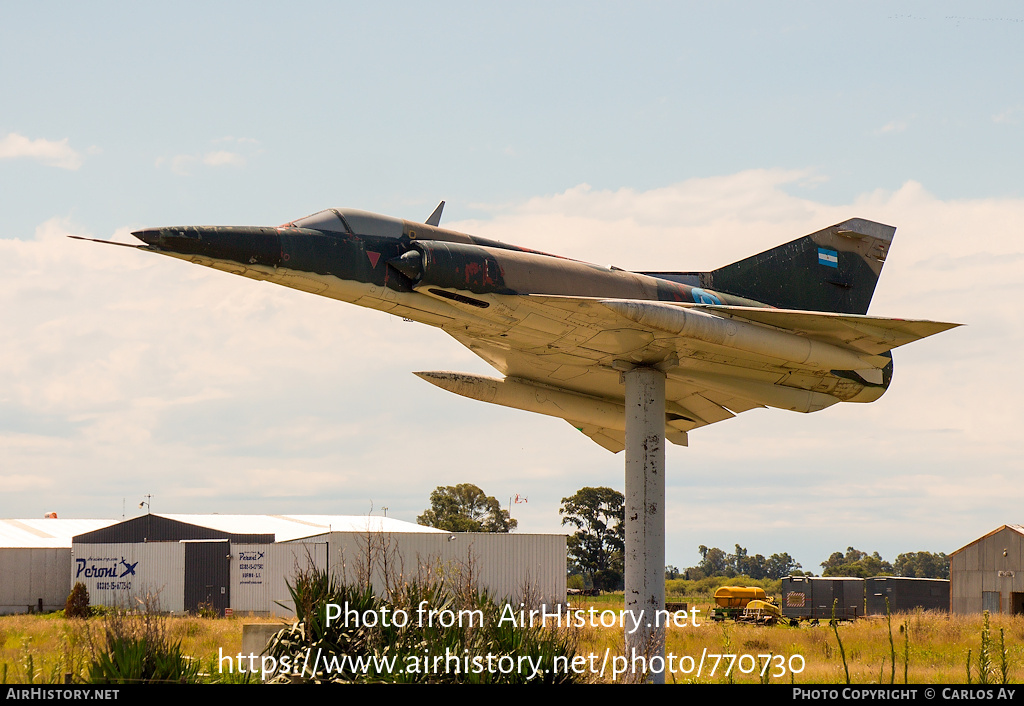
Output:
[
  {"left": 950, "top": 525, "right": 1024, "bottom": 615},
  {"left": 71, "top": 543, "right": 186, "bottom": 613},
  {"left": 294, "top": 532, "right": 566, "bottom": 607},
  {"left": 45, "top": 516, "right": 566, "bottom": 616},
  {"left": 231, "top": 542, "right": 327, "bottom": 615},
  {"left": 0, "top": 549, "right": 72, "bottom": 614},
  {"left": 0, "top": 518, "right": 119, "bottom": 614}
]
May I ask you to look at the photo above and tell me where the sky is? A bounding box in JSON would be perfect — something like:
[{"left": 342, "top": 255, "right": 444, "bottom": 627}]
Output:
[{"left": 2, "top": 2, "right": 1023, "bottom": 573}]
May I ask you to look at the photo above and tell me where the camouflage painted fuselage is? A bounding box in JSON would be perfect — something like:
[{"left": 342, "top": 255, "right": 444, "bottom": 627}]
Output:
[
  {"left": 125, "top": 208, "right": 955, "bottom": 452},
  {"left": 133, "top": 214, "right": 767, "bottom": 305}
]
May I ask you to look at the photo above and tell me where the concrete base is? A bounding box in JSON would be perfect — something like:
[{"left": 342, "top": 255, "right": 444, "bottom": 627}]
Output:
[{"left": 240, "top": 622, "right": 287, "bottom": 681}]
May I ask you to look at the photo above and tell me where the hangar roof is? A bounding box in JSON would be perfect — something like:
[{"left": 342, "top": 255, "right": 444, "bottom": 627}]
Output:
[
  {"left": 156, "top": 514, "right": 445, "bottom": 541},
  {"left": 0, "top": 518, "right": 119, "bottom": 548},
  {"left": 949, "top": 524, "right": 1024, "bottom": 556},
  {"left": 2, "top": 515, "right": 444, "bottom": 548}
]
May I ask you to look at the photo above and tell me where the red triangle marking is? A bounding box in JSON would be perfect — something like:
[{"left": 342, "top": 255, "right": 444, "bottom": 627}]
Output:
[{"left": 366, "top": 251, "right": 380, "bottom": 268}]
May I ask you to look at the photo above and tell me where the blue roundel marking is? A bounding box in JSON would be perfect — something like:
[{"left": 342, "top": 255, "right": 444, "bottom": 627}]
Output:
[{"left": 691, "top": 287, "right": 722, "bottom": 305}]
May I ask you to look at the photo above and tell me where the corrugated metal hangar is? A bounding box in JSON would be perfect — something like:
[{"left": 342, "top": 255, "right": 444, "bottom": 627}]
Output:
[
  {"left": 950, "top": 524, "right": 1024, "bottom": 615},
  {"left": 1, "top": 518, "right": 118, "bottom": 614},
  {"left": 2, "top": 513, "right": 566, "bottom": 616}
]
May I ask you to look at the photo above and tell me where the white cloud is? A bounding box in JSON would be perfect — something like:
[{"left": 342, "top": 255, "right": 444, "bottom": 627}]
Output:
[
  {"left": 875, "top": 120, "right": 908, "bottom": 134},
  {"left": 993, "top": 106, "right": 1023, "bottom": 124},
  {"left": 202, "top": 150, "right": 245, "bottom": 167},
  {"left": 0, "top": 472, "right": 53, "bottom": 493},
  {"left": 212, "top": 136, "right": 259, "bottom": 145},
  {"left": 457, "top": 169, "right": 837, "bottom": 269},
  {"left": 170, "top": 154, "right": 196, "bottom": 175},
  {"left": 158, "top": 147, "right": 248, "bottom": 175},
  {"left": 0, "top": 132, "right": 85, "bottom": 170}
]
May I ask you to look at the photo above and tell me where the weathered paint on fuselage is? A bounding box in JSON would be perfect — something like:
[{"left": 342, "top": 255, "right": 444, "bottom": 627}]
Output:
[
  {"left": 132, "top": 219, "right": 766, "bottom": 315},
  {"left": 127, "top": 209, "right": 926, "bottom": 444},
  {"left": 106, "top": 208, "right": 963, "bottom": 452}
]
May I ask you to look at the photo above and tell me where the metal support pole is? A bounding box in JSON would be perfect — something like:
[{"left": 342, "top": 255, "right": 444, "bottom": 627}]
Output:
[{"left": 623, "top": 365, "right": 666, "bottom": 683}]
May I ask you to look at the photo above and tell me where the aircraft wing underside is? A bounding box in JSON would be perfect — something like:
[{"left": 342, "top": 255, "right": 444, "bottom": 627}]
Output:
[{"left": 422, "top": 289, "right": 959, "bottom": 452}]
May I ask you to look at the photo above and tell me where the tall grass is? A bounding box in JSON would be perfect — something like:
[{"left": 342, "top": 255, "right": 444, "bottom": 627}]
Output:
[
  {"left": 968, "top": 610, "right": 1013, "bottom": 686},
  {"left": 0, "top": 612, "right": 282, "bottom": 684},
  {"left": 85, "top": 594, "right": 200, "bottom": 684},
  {"left": 832, "top": 599, "right": 850, "bottom": 684},
  {"left": 263, "top": 565, "right": 582, "bottom": 684}
]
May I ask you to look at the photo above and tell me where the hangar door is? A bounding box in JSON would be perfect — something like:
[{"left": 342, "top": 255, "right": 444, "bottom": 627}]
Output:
[{"left": 183, "top": 540, "right": 230, "bottom": 615}]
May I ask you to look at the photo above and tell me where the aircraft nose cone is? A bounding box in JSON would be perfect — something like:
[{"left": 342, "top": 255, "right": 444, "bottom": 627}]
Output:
[
  {"left": 129, "top": 225, "right": 282, "bottom": 267},
  {"left": 131, "top": 227, "right": 202, "bottom": 246},
  {"left": 132, "top": 229, "right": 160, "bottom": 245}
]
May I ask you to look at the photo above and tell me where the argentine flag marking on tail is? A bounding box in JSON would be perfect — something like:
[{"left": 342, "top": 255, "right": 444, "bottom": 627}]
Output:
[{"left": 818, "top": 248, "right": 838, "bottom": 268}]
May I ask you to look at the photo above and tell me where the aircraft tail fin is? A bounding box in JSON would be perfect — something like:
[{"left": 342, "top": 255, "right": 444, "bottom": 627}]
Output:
[
  {"left": 644, "top": 218, "right": 895, "bottom": 315},
  {"left": 706, "top": 218, "right": 894, "bottom": 315}
]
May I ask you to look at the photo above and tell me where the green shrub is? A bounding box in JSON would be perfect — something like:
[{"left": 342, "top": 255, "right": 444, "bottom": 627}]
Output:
[
  {"left": 665, "top": 575, "right": 782, "bottom": 598},
  {"left": 65, "top": 583, "right": 90, "bottom": 619}
]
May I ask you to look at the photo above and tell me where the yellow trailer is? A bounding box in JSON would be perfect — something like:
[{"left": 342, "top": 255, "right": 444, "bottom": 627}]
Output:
[
  {"left": 711, "top": 586, "right": 769, "bottom": 620},
  {"left": 740, "top": 599, "right": 782, "bottom": 625}
]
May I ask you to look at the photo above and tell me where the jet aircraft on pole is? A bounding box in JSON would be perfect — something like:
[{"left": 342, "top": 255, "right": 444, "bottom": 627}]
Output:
[{"left": 75, "top": 203, "right": 957, "bottom": 681}]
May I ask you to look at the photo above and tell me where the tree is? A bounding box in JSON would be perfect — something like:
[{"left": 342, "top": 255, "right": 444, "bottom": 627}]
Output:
[
  {"left": 765, "top": 552, "right": 803, "bottom": 579},
  {"left": 688, "top": 545, "right": 803, "bottom": 579},
  {"left": 893, "top": 551, "right": 949, "bottom": 579},
  {"left": 697, "top": 545, "right": 730, "bottom": 577},
  {"left": 560, "top": 487, "right": 624, "bottom": 591},
  {"left": 417, "top": 484, "right": 516, "bottom": 532},
  {"left": 820, "top": 547, "right": 892, "bottom": 577}
]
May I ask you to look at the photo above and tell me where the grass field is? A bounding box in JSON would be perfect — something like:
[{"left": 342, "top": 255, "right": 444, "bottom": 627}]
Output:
[
  {"left": 1, "top": 599, "right": 1020, "bottom": 684},
  {"left": 572, "top": 594, "right": 1022, "bottom": 684}
]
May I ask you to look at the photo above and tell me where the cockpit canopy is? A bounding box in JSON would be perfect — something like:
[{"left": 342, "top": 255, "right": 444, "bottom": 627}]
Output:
[{"left": 289, "top": 209, "right": 405, "bottom": 239}]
